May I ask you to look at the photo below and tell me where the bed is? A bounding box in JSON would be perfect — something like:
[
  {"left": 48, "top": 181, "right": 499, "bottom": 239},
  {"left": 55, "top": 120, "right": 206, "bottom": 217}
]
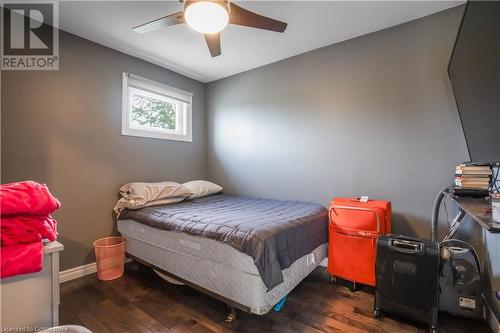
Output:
[{"left": 117, "top": 193, "right": 328, "bottom": 316}]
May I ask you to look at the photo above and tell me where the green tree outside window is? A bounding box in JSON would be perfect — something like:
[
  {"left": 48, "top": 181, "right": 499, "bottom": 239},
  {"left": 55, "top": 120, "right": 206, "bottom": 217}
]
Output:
[{"left": 130, "top": 94, "right": 176, "bottom": 130}]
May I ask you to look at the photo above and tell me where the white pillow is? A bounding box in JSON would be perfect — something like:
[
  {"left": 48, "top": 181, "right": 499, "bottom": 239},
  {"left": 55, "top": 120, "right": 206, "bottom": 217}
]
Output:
[
  {"left": 113, "top": 181, "right": 192, "bottom": 214},
  {"left": 183, "top": 180, "right": 222, "bottom": 199}
]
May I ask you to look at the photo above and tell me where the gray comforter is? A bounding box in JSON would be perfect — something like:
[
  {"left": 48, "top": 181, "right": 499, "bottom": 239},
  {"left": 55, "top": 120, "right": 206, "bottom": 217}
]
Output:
[{"left": 118, "top": 194, "right": 328, "bottom": 290}]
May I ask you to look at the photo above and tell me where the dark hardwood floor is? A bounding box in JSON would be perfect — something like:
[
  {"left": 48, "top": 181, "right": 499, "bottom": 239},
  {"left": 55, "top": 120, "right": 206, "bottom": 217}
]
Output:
[{"left": 60, "top": 265, "right": 491, "bottom": 333}]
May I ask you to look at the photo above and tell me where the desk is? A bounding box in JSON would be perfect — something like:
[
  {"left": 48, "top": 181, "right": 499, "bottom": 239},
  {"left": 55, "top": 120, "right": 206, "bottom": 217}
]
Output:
[{"left": 445, "top": 192, "right": 500, "bottom": 232}]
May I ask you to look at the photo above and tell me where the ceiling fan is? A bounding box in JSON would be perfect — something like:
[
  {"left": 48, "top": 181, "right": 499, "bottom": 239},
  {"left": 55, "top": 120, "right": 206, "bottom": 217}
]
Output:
[{"left": 133, "top": 0, "right": 288, "bottom": 57}]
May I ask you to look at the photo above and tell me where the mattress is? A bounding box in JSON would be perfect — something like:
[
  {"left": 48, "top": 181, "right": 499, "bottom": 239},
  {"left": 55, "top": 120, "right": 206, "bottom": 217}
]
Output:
[
  {"left": 118, "top": 219, "right": 327, "bottom": 314},
  {"left": 118, "top": 194, "right": 328, "bottom": 289}
]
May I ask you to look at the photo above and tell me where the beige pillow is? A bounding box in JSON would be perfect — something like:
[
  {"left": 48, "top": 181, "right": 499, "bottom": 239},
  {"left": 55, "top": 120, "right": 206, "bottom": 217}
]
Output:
[
  {"left": 183, "top": 180, "right": 223, "bottom": 199},
  {"left": 114, "top": 181, "right": 192, "bottom": 214}
]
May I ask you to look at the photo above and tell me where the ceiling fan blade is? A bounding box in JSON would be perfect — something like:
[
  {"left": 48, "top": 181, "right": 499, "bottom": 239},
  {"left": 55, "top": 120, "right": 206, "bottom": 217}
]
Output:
[
  {"left": 204, "top": 33, "right": 222, "bottom": 57},
  {"left": 133, "top": 11, "right": 184, "bottom": 33},
  {"left": 229, "top": 3, "right": 287, "bottom": 33}
]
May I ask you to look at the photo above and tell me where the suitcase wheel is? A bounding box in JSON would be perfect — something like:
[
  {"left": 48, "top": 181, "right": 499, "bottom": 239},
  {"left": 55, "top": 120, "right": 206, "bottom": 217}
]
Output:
[
  {"left": 373, "top": 308, "right": 381, "bottom": 318},
  {"left": 329, "top": 276, "right": 337, "bottom": 284},
  {"left": 349, "top": 281, "right": 362, "bottom": 292}
]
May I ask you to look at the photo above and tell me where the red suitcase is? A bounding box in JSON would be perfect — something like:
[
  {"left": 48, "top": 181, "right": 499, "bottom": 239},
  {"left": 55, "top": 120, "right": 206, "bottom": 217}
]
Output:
[{"left": 327, "top": 197, "right": 391, "bottom": 288}]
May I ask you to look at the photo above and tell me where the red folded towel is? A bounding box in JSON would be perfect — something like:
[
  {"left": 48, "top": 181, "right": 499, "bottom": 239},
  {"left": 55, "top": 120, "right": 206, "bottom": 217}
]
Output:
[
  {"left": 1, "top": 215, "right": 57, "bottom": 246},
  {"left": 0, "top": 242, "right": 43, "bottom": 278},
  {"left": 0, "top": 181, "right": 61, "bottom": 216},
  {"left": 0, "top": 181, "right": 60, "bottom": 278}
]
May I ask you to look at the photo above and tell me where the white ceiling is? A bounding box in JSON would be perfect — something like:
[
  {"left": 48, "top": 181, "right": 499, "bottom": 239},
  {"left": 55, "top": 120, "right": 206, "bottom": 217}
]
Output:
[{"left": 59, "top": 1, "right": 463, "bottom": 82}]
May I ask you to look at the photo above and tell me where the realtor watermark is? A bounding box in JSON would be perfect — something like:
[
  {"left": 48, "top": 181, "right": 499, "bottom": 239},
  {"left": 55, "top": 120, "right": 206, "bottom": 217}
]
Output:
[{"left": 1, "top": 0, "right": 59, "bottom": 70}]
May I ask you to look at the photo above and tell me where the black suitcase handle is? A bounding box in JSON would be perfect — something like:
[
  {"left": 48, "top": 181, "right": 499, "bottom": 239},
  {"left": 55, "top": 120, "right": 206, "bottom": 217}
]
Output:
[{"left": 389, "top": 239, "right": 423, "bottom": 254}]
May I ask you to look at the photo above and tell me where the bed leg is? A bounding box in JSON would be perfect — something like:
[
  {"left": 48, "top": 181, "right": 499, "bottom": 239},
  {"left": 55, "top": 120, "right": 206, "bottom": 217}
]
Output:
[
  {"left": 131, "top": 262, "right": 141, "bottom": 271},
  {"left": 224, "top": 305, "right": 237, "bottom": 324}
]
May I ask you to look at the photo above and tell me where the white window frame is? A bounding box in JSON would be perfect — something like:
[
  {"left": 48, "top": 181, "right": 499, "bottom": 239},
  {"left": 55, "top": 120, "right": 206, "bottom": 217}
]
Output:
[{"left": 122, "top": 73, "right": 193, "bottom": 142}]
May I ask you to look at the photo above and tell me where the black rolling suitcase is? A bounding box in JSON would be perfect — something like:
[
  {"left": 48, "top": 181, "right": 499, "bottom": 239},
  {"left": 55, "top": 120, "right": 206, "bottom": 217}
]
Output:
[{"left": 374, "top": 235, "right": 439, "bottom": 333}]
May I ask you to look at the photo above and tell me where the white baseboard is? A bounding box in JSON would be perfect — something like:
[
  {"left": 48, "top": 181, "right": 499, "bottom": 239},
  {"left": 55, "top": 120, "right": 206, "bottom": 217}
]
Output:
[
  {"left": 59, "top": 256, "right": 325, "bottom": 284},
  {"left": 59, "top": 262, "right": 97, "bottom": 283},
  {"left": 319, "top": 257, "right": 328, "bottom": 268},
  {"left": 59, "top": 258, "right": 132, "bottom": 283}
]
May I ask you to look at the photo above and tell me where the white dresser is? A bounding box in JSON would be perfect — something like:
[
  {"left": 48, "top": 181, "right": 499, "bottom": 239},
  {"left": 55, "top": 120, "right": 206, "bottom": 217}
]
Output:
[{"left": 1, "top": 241, "right": 64, "bottom": 330}]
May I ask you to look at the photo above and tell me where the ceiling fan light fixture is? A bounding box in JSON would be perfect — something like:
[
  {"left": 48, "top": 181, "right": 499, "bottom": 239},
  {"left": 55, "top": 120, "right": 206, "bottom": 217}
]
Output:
[{"left": 184, "top": 1, "right": 229, "bottom": 34}]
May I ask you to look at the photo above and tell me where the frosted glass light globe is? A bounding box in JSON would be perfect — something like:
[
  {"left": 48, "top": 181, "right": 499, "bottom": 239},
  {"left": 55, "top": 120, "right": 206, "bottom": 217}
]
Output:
[{"left": 185, "top": 1, "right": 229, "bottom": 34}]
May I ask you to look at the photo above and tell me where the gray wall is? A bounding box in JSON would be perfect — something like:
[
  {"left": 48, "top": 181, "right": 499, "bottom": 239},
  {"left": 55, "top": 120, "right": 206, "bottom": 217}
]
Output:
[
  {"left": 206, "top": 6, "right": 469, "bottom": 239},
  {"left": 1, "top": 6, "right": 471, "bottom": 271},
  {"left": 1, "top": 31, "right": 206, "bottom": 270}
]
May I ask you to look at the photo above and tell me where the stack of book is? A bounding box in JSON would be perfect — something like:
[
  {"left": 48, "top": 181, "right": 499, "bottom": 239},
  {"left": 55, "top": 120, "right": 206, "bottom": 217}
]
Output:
[{"left": 455, "top": 164, "right": 492, "bottom": 189}]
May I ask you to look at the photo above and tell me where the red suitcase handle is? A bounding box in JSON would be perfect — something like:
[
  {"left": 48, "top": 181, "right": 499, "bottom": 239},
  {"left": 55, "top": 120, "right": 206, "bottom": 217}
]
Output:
[
  {"left": 330, "top": 224, "right": 379, "bottom": 239},
  {"left": 330, "top": 205, "right": 382, "bottom": 234}
]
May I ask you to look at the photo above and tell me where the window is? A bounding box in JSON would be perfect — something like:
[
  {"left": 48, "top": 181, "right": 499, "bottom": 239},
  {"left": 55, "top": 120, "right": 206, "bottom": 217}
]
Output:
[{"left": 122, "top": 73, "right": 193, "bottom": 142}]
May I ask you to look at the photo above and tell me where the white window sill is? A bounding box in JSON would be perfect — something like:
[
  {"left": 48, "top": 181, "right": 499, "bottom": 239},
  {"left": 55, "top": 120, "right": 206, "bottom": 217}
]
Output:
[{"left": 122, "top": 128, "right": 192, "bottom": 142}]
